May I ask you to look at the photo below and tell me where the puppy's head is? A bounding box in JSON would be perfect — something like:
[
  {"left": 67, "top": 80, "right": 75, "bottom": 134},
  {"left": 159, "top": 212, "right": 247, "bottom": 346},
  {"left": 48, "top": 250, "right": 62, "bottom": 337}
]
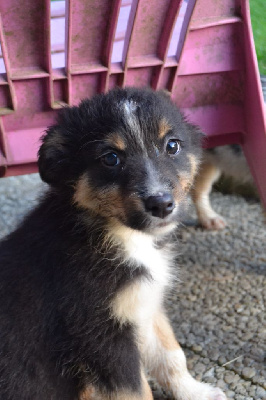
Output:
[{"left": 38, "top": 88, "right": 202, "bottom": 235}]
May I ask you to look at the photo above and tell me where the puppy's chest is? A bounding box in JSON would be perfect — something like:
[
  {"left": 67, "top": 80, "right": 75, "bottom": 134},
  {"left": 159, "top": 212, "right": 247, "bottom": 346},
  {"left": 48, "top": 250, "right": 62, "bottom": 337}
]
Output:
[{"left": 110, "top": 231, "right": 172, "bottom": 325}]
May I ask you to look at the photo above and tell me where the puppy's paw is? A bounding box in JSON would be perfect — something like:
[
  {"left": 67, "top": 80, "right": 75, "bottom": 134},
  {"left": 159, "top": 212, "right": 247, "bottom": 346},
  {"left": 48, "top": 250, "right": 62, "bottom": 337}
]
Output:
[
  {"left": 204, "top": 386, "right": 227, "bottom": 400},
  {"left": 173, "top": 375, "right": 227, "bottom": 400},
  {"left": 193, "top": 384, "right": 227, "bottom": 400},
  {"left": 198, "top": 212, "right": 227, "bottom": 230}
]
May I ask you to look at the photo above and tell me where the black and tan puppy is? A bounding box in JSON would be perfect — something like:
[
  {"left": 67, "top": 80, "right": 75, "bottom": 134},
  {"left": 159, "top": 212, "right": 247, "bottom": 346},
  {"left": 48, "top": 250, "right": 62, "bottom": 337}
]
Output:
[{"left": 0, "top": 88, "right": 227, "bottom": 400}]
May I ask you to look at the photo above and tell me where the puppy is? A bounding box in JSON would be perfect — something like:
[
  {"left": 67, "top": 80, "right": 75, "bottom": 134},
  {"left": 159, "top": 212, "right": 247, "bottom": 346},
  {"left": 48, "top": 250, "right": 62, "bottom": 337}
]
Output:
[
  {"left": 192, "top": 145, "right": 254, "bottom": 230},
  {"left": 0, "top": 88, "right": 227, "bottom": 400}
]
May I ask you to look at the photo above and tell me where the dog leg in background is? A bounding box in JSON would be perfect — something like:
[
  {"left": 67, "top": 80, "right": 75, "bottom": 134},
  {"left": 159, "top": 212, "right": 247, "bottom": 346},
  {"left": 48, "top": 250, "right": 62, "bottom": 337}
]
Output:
[
  {"left": 191, "top": 162, "right": 226, "bottom": 230},
  {"left": 140, "top": 312, "right": 226, "bottom": 400}
]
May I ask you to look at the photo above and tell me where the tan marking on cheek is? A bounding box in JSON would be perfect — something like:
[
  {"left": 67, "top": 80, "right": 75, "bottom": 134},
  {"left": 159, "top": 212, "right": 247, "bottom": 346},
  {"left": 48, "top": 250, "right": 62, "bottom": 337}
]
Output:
[
  {"left": 106, "top": 133, "right": 126, "bottom": 151},
  {"left": 73, "top": 174, "right": 126, "bottom": 220},
  {"left": 154, "top": 313, "right": 180, "bottom": 351},
  {"left": 73, "top": 175, "right": 97, "bottom": 210},
  {"left": 158, "top": 118, "right": 171, "bottom": 139}
]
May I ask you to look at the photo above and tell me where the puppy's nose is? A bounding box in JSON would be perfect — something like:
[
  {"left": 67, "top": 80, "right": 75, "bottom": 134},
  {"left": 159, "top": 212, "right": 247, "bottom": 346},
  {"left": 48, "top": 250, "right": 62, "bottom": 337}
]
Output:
[{"left": 145, "top": 193, "right": 175, "bottom": 219}]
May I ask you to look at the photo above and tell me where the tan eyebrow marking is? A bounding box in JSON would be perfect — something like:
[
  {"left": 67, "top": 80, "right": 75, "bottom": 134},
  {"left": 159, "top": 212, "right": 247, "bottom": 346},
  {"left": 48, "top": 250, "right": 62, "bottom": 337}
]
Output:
[
  {"left": 158, "top": 118, "right": 171, "bottom": 139},
  {"left": 105, "top": 133, "right": 126, "bottom": 151}
]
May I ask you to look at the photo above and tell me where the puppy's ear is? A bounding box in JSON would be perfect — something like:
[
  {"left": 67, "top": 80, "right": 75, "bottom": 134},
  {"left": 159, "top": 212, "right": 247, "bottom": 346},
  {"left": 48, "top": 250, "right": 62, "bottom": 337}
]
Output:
[
  {"left": 38, "top": 105, "right": 86, "bottom": 185},
  {"left": 38, "top": 126, "right": 72, "bottom": 185}
]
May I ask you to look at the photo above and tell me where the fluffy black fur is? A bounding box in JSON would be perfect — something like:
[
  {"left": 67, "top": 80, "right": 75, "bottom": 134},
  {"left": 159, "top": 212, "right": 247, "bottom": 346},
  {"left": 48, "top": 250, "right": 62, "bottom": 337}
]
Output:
[{"left": 0, "top": 88, "right": 202, "bottom": 400}]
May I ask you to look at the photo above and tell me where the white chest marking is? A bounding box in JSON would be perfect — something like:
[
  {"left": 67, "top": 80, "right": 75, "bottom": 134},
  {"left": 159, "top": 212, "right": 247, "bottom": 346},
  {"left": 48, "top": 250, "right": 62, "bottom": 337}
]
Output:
[{"left": 110, "top": 227, "right": 172, "bottom": 325}]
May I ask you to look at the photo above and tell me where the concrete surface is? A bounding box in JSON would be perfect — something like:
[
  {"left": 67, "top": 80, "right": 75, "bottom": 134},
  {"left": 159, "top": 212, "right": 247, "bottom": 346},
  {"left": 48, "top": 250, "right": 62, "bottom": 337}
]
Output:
[{"left": 0, "top": 174, "right": 265, "bottom": 400}]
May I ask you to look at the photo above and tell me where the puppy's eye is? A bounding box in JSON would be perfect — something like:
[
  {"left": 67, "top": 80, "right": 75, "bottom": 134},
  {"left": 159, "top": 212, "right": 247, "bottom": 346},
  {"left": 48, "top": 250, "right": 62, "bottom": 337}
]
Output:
[
  {"left": 102, "top": 152, "right": 120, "bottom": 167},
  {"left": 166, "top": 139, "right": 181, "bottom": 155}
]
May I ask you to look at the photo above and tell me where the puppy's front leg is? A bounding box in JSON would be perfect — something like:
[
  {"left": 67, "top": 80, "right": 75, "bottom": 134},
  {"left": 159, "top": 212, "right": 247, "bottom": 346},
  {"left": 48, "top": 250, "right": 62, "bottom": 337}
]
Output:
[{"left": 140, "top": 312, "right": 227, "bottom": 400}]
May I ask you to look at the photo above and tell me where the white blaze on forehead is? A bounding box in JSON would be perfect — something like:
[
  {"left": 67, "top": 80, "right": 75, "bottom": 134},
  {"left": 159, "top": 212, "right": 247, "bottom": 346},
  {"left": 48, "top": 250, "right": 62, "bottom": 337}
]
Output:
[
  {"left": 121, "top": 99, "right": 139, "bottom": 131},
  {"left": 120, "top": 99, "right": 146, "bottom": 151},
  {"left": 122, "top": 99, "right": 138, "bottom": 114}
]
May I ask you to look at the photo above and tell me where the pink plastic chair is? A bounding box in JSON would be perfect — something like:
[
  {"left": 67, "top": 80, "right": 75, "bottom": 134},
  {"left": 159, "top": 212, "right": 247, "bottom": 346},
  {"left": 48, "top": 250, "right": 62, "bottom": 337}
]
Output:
[{"left": 0, "top": 0, "right": 265, "bottom": 207}]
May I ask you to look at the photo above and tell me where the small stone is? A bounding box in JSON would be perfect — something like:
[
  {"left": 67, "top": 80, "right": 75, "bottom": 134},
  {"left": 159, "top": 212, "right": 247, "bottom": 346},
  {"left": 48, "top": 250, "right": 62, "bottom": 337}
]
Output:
[
  {"left": 194, "top": 362, "right": 206, "bottom": 375},
  {"left": 191, "top": 344, "right": 202, "bottom": 352},
  {"left": 203, "top": 367, "right": 215, "bottom": 378},
  {"left": 216, "top": 379, "right": 228, "bottom": 390},
  {"left": 218, "top": 356, "right": 227, "bottom": 365},
  {"left": 208, "top": 349, "right": 220, "bottom": 361},
  {"left": 233, "top": 383, "right": 248, "bottom": 396},
  {"left": 241, "top": 332, "right": 254, "bottom": 341},
  {"left": 226, "top": 390, "right": 235, "bottom": 398},
  {"left": 256, "top": 386, "right": 266, "bottom": 397},
  {"left": 234, "top": 303, "right": 244, "bottom": 313},
  {"left": 229, "top": 378, "right": 241, "bottom": 390},
  {"left": 204, "top": 376, "right": 217, "bottom": 384},
  {"left": 224, "top": 373, "right": 236, "bottom": 384},
  {"left": 242, "top": 367, "right": 256, "bottom": 379},
  {"left": 235, "top": 395, "right": 246, "bottom": 400},
  {"left": 247, "top": 387, "right": 256, "bottom": 398}
]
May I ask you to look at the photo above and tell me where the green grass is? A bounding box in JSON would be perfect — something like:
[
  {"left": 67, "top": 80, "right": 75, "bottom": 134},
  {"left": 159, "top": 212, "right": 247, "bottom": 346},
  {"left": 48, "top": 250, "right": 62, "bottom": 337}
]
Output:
[{"left": 250, "top": 0, "right": 266, "bottom": 75}]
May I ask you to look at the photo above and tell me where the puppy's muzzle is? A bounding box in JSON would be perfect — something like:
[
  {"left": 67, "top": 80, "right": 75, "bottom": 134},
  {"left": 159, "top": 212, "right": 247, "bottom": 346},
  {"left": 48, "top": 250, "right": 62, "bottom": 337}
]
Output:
[{"left": 144, "top": 192, "right": 175, "bottom": 219}]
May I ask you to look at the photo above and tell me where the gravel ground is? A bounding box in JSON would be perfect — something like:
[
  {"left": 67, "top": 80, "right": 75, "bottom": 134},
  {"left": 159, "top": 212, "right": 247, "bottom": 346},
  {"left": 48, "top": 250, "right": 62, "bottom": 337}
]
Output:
[{"left": 0, "top": 174, "right": 265, "bottom": 400}]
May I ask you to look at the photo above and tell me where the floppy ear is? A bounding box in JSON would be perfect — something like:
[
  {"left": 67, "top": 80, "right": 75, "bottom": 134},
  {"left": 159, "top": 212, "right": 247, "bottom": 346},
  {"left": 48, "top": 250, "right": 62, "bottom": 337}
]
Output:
[
  {"left": 38, "top": 105, "right": 87, "bottom": 185},
  {"left": 38, "top": 125, "right": 73, "bottom": 185}
]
